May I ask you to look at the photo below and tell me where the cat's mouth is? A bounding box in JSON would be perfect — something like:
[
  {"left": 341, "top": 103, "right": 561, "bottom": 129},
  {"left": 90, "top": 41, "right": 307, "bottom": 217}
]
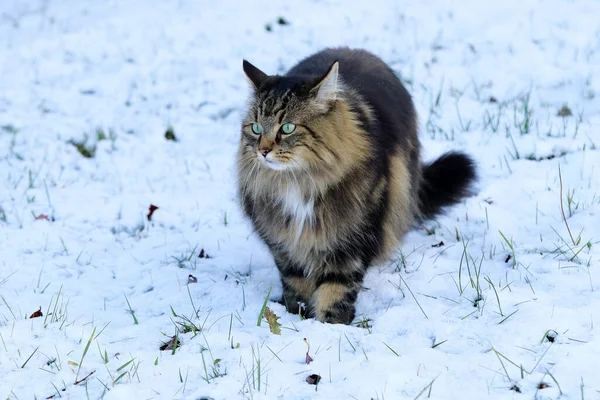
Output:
[{"left": 257, "top": 153, "right": 289, "bottom": 171}]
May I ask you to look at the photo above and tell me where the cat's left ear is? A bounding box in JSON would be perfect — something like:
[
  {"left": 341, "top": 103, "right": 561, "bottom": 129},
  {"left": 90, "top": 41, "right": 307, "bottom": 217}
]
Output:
[
  {"left": 243, "top": 60, "right": 268, "bottom": 89},
  {"left": 311, "top": 61, "right": 339, "bottom": 103}
]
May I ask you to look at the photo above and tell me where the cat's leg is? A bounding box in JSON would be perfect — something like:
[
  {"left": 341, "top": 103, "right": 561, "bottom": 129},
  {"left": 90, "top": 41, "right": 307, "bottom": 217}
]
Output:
[
  {"left": 310, "top": 260, "right": 366, "bottom": 325},
  {"left": 273, "top": 254, "right": 315, "bottom": 316},
  {"left": 280, "top": 275, "right": 315, "bottom": 316}
]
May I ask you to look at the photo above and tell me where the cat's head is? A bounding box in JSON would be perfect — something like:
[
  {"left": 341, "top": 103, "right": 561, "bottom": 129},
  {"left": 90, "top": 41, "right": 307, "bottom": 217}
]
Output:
[{"left": 239, "top": 60, "right": 352, "bottom": 174}]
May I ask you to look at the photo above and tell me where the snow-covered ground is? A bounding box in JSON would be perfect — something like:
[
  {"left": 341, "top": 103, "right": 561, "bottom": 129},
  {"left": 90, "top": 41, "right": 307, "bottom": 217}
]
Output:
[{"left": 1, "top": 0, "right": 600, "bottom": 398}]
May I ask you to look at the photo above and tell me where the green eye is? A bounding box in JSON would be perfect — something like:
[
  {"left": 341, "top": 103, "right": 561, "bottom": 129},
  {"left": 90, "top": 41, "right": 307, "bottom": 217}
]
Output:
[
  {"left": 251, "top": 123, "right": 262, "bottom": 134},
  {"left": 281, "top": 123, "right": 296, "bottom": 134}
]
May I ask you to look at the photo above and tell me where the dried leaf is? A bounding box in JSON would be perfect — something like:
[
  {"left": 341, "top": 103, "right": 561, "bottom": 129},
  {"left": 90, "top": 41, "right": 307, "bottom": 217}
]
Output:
[
  {"left": 306, "top": 374, "right": 321, "bottom": 385},
  {"left": 305, "top": 352, "right": 313, "bottom": 364},
  {"left": 304, "top": 338, "right": 313, "bottom": 364},
  {"left": 264, "top": 307, "right": 281, "bottom": 335},
  {"left": 147, "top": 204, "right": 159, "bottom": 221},
  {"left": 165, "top": 127, "right": 178, "bottom": 141},
  {"left": 432, "top": 241, "right": 444, "bottom": 248},
  {"left": 355, "top": 318, "right": 372, "bottom": 330},
  {"left": 510, "top": 385, "right": 521, "bottom": 393},
  {"left": 29, "top": 307, "right": 43, "bottom": 318},
  {"left": 35, "top": 214, "right": 50, "bottom": 221},
  {"left": 198, "top": 248, "right": 210, "bottom": 258},
  {"left": 557, "top": 105, "right": 572, "bottom": 117},
  {"left": 187, "top": 274, "right": 198, "bottom": 284},
  {"left": 537, "top": 382, "right": 550, "bottom": 389},
  {"left": 545, "top": 331, "right": 557, "bottom": 343},
  {"left": 159, "top": 336, "right": 180, "bottom": 351}
]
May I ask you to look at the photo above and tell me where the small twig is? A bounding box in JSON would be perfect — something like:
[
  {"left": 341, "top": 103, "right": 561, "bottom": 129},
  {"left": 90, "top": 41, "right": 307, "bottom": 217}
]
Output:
[
  {"left": 558, "top": 165, "right": 577, "bottom": 246},
  {"left": 75, "top": 370, "right": 96, "bottom": 385}
]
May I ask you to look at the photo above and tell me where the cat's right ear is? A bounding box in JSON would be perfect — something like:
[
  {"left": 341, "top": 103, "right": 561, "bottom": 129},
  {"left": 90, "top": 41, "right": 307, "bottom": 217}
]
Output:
[{"left": 243, "top": 60, "right": 268, "bottom": 89}]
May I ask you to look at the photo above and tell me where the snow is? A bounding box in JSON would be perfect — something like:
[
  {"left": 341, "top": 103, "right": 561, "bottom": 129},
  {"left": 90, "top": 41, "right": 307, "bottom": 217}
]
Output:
[{"left": 1, "top": 0, "right": 599, "bottom": 399}]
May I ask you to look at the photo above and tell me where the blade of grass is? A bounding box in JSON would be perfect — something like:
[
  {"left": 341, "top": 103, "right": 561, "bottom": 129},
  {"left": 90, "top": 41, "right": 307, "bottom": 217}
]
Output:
[
  {"left": 256, "top": 286, "right": 273, "bottom": 327},
  {"left": 382, "top": 341, "right": 400, "bottom": 357},
  {"left": 75, "top": 327, "right": 96, "bottom": 383},
  {"left": 559, "top": 165, "right": 578, "bottom": 246},
  {"left": 498, "top": 309, "right": 519, "bottom": 325},
  {"left": 413, "top": 374, "right": 440, "bottom": 400},
  {"left": 399, "top": 274, "right": 428, "bottom": 319},
  {"left": 123, "top": 293, "right": 138, "bottom": 325},
  {"left": 21, "top": 346, "right": 40, "bottom": 368}
]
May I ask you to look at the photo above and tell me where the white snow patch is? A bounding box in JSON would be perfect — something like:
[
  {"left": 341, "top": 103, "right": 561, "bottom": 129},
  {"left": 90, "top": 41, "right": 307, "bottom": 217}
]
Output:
[{"left": 1, "top": 0, "right": 600, "bottom": 399}]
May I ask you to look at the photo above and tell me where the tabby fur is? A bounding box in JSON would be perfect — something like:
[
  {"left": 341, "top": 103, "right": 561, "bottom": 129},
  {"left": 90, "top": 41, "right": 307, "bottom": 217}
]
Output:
[{"left": 236, "top": 47, "right": 476, "bottom": 324}]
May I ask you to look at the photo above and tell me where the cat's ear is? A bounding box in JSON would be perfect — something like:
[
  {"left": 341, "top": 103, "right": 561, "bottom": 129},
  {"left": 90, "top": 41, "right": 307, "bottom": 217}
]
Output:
[
  {"left": 311, "top": 61, "right": 339, "bottom": 103},
  {"left": 243, "top": 60, "right": 268, "bottom": 89}
]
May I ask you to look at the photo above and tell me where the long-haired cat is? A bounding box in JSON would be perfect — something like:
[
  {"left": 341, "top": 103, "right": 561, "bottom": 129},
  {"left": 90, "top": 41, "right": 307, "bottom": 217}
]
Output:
[{"left": 236, "top": 47, "right": 476, "bottom": 324}]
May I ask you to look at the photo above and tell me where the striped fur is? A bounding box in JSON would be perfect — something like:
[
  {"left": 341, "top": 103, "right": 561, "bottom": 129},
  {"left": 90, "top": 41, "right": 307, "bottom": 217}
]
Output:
[{"left": 236, "top": 48, "right": 476, "bottom": 324}]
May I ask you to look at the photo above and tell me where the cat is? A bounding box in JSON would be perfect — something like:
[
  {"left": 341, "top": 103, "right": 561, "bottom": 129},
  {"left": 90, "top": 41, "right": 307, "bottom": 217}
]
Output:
[{"left": 236, "top": 47, "right": 476, "bottom": 324}]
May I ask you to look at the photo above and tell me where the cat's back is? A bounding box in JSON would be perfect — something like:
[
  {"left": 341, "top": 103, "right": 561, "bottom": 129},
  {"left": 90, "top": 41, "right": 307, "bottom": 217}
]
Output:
[
  {"left": 287, "top": 47, "right": 416, "bottom": 141},
  {"left": 287, "top": 47, "right": 399, "bottom": 89}
]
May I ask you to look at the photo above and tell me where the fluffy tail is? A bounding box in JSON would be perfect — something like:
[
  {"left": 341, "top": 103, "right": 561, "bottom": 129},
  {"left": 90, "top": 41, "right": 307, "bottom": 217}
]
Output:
[{"left": 418, "top": 151, "right": 477, "bottom": 220}]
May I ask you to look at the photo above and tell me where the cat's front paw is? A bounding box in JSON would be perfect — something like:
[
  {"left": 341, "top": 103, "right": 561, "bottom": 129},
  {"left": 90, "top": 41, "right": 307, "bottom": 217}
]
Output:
[
  {"left": 317, "top": 304, "right": 355, "bottom": 325},
  {"left": 311, "top": 283, "right": 357, "bottom": 325}
]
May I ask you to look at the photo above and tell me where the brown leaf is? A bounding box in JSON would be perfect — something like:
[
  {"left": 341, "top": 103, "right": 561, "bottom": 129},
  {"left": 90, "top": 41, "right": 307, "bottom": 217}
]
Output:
[
  {"left": 510, "top": 385, "right": 521, "bottom": 393},
  {"left": 164, "top": 128, "right": 177, "bottom": 141},
  {"left": 306, "top": 374, "right": 321, "bottom": 385},
  {"left": 537, "top": 382, "right": 550, "bottom": 389},
  {"left": 159, "top": 336, "right": 180, "bottom": 351},
  {"left": 557, "top": 105, "right": 572, "bottom": 117},
  {"left": 187, "top": 274, "right": 198, "bottom": 284},
  {"left": 432, "top": 241, "right": 444, "bottom": 248},
  {"left": 305, "top": 352, "right": 313, "bottom": 364},
  {"left": 35, "top": 214, "right": 50, "bottom": 221},
  {"left": 304, "top": 338, "right": 313, "bottom": 364},
  {"left": 264, "top": 307, "right": 281, "bottom": 335},
  {"left": 198, "top": 248, "right": 210, "bottom": 258},
  {"left": 29, "top": 307, "right": 43, "bottom": 318},
  {"left": 355, "top": 318, "right": 372, "bottom": 330},
  {"left": 147, "top": 204, "right": 159, "bottom": 221},
  {"left": 545, "top": 331, "right": 557, "bottom": 343}
]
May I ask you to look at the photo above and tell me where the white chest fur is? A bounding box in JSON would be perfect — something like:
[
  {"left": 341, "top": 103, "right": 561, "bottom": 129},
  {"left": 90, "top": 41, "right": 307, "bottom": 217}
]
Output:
[{"left": 279, "top": 186, "right": 315, "bottom": 241}]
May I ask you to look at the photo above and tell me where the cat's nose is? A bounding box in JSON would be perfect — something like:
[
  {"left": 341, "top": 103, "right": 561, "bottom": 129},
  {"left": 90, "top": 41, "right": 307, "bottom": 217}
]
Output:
[{"left": 258, "top": 146, "right": 272, "bottom": 157}]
